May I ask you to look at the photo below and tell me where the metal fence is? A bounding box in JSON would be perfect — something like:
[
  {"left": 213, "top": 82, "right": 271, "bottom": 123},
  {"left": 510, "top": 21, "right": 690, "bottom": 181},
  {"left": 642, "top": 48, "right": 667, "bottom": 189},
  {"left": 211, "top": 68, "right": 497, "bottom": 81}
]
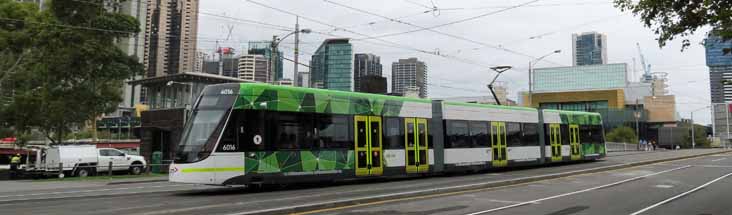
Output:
[{"left": 605, "top": 142, "right": 639, "bottom": 152}]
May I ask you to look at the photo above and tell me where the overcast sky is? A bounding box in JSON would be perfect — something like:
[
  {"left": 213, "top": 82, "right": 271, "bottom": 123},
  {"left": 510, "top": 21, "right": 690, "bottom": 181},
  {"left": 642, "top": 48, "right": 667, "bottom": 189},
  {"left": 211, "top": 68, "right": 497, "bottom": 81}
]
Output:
[{"left": 198, "top": 0, "right": 713, "bottom": 125}]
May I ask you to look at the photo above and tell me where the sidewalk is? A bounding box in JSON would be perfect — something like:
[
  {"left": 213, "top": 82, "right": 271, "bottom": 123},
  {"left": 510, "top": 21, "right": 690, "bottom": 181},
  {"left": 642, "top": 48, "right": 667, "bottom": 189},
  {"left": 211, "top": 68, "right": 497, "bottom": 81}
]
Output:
[{"left": 0, "top": 174, "right": 169, "bottom": 193}]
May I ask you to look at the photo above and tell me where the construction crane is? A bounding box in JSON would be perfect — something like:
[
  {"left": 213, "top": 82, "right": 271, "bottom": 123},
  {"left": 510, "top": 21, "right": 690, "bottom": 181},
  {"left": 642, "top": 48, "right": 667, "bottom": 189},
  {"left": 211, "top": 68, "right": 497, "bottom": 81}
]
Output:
[{"left": 637, "top": 43, "right": 653, "bottom": 82}]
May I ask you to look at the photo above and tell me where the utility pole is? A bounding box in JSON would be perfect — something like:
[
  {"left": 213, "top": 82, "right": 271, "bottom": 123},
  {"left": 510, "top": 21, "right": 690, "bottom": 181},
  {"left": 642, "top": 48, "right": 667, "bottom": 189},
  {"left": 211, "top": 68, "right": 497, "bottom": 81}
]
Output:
[
  {"left": 528, "top": 61, "right": 532, "bottom": 106},
  {"left": 689, "top": 105, "right": 711, "bottom": 149},
  {"left": 294, "top": 16, "right": 300, "bottom": 86},
  {"left": 270, "top": 35, "right": 277, "bottom": 83},
  {"left": 528, "top": 50, "right": 560, "bottom": 107},
  {"left": 691, "top": 111, "right": 696, "bottom": 149},
  {"left": 634, "top": 98, "right": 640, "bottom": 150}
]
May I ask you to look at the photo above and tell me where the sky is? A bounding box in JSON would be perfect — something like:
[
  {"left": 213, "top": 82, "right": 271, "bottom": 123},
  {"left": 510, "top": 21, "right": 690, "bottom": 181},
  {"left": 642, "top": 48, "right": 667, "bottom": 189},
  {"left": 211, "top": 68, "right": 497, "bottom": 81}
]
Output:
[{"left": 198, "top": 0, "right": 714, "bottom": 125}]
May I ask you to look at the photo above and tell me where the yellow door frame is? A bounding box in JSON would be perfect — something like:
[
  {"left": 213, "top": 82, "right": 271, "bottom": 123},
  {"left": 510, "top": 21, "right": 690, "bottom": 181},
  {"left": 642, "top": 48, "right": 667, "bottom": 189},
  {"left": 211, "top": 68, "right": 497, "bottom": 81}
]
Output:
[
  {"left": 491, "top": 122, "right": 508, "bottom": 167},
  {"left": 570, "top": 124, "right": 581, "bottom": 160},
  {"left": 405, "top": 118, "right": 429, "bottom": 173},
  {"left": 354, "top": 116, "right": 383, "bottom": 176},
  {"left": 550, "top": 124, "right": 562, "bottom": 162}
]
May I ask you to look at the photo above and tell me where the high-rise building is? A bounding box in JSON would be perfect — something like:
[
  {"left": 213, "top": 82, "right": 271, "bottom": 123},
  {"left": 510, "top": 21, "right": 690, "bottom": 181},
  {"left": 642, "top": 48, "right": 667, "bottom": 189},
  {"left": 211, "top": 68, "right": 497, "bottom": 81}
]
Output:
[
  {"left": 297, "top": 72, "right": 310, "bottom": 88},
  {"left": 572, "top": 32, "right": 607, "bottom": 66},
  {"left": 706, "top": 33, "right": 732, "bottom": 103},
  {"left": 248, "top": 41, "right": 283, "bottom": 82},
  {"left": 238, "top": 54, "right": 269, "bottom": 82},
  {"left": 193, "top": 51, "right": 208, "bottom": 73},
  {"left": 114, "top": 0, "right": 147, "bottom": 116},
  {"left": 310, "top": 39, "right": 353, "bottom": 91},
  {"left": 392, "top": 58, "right": 427, "bottom": 98},
  {"left": 353, "top": 53, "right": 383, "bottom": 92},
  {"left": 143, "top": 0, "right": 199, "bottom": 77}
]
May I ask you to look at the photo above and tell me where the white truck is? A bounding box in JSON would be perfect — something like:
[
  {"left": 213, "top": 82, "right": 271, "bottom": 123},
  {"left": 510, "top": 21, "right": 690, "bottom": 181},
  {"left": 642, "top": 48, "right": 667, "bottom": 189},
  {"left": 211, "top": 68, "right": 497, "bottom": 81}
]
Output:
[{"left": 25, "top": 145, "right": 147, "bottom": 177}]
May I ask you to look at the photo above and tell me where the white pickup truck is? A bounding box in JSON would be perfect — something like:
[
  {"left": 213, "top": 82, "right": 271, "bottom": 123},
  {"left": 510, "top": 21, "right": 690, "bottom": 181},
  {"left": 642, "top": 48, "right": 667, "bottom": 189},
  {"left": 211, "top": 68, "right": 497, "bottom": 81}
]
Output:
[{"left": 25, "top": 145, "right": 147, "bottom": 177}]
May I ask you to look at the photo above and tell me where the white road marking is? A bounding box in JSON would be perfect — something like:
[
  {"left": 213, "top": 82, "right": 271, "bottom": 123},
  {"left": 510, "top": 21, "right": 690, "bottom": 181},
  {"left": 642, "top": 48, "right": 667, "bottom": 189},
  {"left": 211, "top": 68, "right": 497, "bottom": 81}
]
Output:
[
  {"left": 654, "top": 185, "right": 673, "bottom": 189},
  {"left": 462, "top": 165, "right": 692, "bottom": 215},
  {"left": 225, "top": 162, "right": 695, "bottom": 215},
  {"left": 711, "top": 158, "right": 727, "bottom": 162},
  {"left": 629, "top": 171, "right": 732, "bottom": 215}
]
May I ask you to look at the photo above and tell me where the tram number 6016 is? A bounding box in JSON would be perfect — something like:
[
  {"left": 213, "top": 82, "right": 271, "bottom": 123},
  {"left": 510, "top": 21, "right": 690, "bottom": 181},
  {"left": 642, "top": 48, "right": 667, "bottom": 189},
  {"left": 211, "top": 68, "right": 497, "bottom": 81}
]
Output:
[{"left": 221, "top": 144, "right": 237, "bottom": 151}]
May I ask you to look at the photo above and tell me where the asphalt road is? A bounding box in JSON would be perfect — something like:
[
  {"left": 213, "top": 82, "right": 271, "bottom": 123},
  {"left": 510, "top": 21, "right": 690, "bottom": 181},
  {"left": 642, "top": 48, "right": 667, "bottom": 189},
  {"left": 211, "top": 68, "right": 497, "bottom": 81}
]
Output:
[
  {"left": 313, "top": 152, "right": 732, "bottom": 215},
  {"left": 0, "top": 149, "right": 728, "bottom": 215}
]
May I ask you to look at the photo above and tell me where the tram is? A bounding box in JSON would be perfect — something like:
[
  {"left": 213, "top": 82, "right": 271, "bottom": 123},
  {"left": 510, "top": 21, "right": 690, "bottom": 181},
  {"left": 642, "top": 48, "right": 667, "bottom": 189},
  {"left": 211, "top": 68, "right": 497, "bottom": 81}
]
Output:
[{"left": 169, "top": 83, "right": 605, "bottom": 185}]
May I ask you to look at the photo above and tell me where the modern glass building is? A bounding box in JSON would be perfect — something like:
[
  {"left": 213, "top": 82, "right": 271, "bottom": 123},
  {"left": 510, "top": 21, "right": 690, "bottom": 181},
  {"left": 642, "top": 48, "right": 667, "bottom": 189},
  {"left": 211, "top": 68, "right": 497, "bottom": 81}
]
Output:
[
  {"left": 572, "top": 32, "right": 607, "bottom": 66},
  {"left": 310, "top": 39, "right": 353, "bottom": 91},
  {"left": 533, "top": 63, "right": 627, "bottom": 92},
  {"left": 353, "top": 53, "right": 383, "bottom": 92},
  {"left": 248, "top": 41, "right": 283, "bottom": 82},
  {"left": 706, "top": 33, "right": 732, "bottom": 103}
]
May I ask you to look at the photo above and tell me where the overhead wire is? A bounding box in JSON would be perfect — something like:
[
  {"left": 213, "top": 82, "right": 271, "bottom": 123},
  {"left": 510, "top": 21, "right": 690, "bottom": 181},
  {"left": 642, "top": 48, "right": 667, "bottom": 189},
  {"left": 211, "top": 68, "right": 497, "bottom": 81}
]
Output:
[{"left": 339, "top": 0, "right": 564, "bottom": 66}]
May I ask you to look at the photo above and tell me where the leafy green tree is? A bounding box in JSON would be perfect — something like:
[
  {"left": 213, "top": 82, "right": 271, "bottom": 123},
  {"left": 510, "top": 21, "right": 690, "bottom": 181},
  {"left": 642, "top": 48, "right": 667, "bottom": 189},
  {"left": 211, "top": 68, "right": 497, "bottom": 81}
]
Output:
[
  {"left": 0, "top": 0, "right": 142, "bottom": 144},
  {"left": 682, "top": 125, "right": 710, "bottom": 148},
  {"left": 606, "top": 126, "right": 638, "bottom": 144},
  {"left": 614, "top": 0, "right": 732, "bottom": 50}
]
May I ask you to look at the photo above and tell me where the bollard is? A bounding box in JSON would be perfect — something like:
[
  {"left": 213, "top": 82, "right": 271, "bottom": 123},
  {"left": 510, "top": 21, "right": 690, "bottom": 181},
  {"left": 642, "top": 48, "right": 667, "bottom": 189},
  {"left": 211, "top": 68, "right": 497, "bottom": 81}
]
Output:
[
  {"left": 108, "top": 161, "right": 113, "bottom": 177},
  {"left": 146, "top": 163, "right": 152, "bottom": 175},
  {"left": 58, "top": 162, "right": 64, "bottom": 179}
]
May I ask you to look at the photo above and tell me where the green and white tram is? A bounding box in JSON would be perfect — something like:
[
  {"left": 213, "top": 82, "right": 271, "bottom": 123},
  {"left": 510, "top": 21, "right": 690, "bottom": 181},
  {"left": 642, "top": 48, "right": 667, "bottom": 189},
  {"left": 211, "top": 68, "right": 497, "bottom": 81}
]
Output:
[{"left": 169, "top": 83, "right": 606, "bottom": 185}]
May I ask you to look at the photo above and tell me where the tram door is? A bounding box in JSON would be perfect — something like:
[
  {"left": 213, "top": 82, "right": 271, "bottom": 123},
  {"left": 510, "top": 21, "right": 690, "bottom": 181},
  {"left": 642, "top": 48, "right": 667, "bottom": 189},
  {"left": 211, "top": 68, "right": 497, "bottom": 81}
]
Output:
[
  {"left": 405, "top": 118, "right": 429, "bottom": 173},
  {"left": 491, "top": 122, "right": 508, "bottom": 167},
  {"left": 355, "top": 116, "right": 383, "bottom": 177},
  {"left": 569, "top": 124, "right": 581, "bottom": 160},
  {"left": 549, "top": 124, "right": 562, "bottom": 162}
]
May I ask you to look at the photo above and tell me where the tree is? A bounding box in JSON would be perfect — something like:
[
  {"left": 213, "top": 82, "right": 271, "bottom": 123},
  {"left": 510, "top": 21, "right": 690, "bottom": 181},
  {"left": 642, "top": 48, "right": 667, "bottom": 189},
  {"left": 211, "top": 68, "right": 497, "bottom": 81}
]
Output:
[
  {"left": 606, "top": 126, "right": 638, "bottom": 144},
  {"left": 682, "top": 124, "right": 710, "bottom": 148},
  {"left": 0, "top": 0, "right": 143, "bottom": 144},
  {"left": 614, "top": 0, "right": 732, "bottom": 50}
]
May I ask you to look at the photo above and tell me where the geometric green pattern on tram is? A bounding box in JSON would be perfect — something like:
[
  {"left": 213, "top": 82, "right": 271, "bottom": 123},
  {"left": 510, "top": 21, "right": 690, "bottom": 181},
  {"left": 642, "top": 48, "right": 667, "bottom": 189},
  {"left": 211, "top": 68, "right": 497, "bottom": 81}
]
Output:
[
  {"left": 244, "top": 150, "right": 354, "bottom": 174},
  {"left": 235, "top": 83, "right": 431, "bottom": 116},
  {"left": 581, "top": 144, "right": 606, "bottom": 155},
  {"left": 545, "top": 109, "right": 602, "bottom": 125},
  {"left": 582, "top": 144, "right": 596, "bottom": 155}
]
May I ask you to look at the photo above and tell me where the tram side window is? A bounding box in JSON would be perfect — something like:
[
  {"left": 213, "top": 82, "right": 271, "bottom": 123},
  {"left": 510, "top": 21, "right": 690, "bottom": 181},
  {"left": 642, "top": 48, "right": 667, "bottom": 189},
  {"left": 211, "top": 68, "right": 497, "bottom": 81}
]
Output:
[
  {"left": 580, "top": 125, "right": 592, "bottom": 144},
  {"left": 270, "top": 112, "right": 313, "bottom": 150},
  {"left": 446, "top": 120, "right": 471, "bottom": 148},
  {"left": 544, "top": 124, "right": 552, "bottom": 146},
  {"left": 216, "top": 110, "right": 238, "bottom": 152},
  {"left": 506, "top": 122, "right": 522, "bottom": 146},
  {"left": 561, "top": 124, "right": 569, "bottom": 145},
  {"left": 384, "top": 117, "right": 403, "bottom": 149},
  {"left": 470, "top": 121, "right": 489, "bottom": 147},
  {"left": 315, "top": 114, "right": 352, "bottom": 149},
  {"left": 591, "top": 125, "right": 604, "bottom": 144},
  {"left": 427, "top": 119, "right": 434, "bottom": 148},
  {"left": 521, "top": 123, "right": 539, "bottom": 146},
  {"left": 240, "top": 110, "right": 266, "bottom": 151}
]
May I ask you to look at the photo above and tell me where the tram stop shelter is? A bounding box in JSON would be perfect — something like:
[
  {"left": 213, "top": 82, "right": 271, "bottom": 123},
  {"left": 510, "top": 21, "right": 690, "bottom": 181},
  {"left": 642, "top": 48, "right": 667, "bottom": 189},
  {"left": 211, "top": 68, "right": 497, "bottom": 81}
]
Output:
[{"left": 128, "top": 72, "right": 249, "bottom": 164}]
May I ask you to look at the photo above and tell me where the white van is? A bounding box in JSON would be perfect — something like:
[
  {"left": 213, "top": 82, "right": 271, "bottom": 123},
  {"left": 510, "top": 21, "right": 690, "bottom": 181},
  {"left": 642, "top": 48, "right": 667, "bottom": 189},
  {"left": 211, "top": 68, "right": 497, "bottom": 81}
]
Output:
[{"left": 30, "top": 145, "right": 146, "bottom": 177}]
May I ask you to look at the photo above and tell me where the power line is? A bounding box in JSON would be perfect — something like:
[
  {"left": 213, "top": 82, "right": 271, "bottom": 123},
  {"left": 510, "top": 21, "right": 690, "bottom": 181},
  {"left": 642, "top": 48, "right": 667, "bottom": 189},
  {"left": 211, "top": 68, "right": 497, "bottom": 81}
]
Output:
[
  {"left": 244, "top": 0, "right": 501, "bottom": 71},
  {"left": 322, "top": 0, "right": 564, "bottom": 67},
  {"left": 352, "top": 0, "right": 536, "bottom": 40}
]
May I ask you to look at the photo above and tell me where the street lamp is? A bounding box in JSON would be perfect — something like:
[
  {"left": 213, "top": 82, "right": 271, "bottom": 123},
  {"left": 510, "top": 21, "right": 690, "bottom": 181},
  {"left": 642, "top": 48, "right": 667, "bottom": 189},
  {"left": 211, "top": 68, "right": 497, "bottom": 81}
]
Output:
[
  {"left": 270, "top": 27, "right": 311, "bottom": 84},
  {"left": 690, "top": 105, "right": 711, "bottom": 149},
  {"left": 528, "top": 49, "right": 561, "bottom": 106},
  {"left": 488, "top": 66, "right": 512, "bottom": 105}
]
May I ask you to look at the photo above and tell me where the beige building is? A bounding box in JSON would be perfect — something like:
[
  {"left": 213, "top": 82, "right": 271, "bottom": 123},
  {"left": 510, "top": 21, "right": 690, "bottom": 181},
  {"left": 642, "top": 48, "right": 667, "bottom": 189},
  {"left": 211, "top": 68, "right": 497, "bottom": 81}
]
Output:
[
  {"left": 143, "top": 0, "right": 199, "bottom": 77},
  {"left": 238, "top": 54, "right": 268, "bottom": 82}
]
